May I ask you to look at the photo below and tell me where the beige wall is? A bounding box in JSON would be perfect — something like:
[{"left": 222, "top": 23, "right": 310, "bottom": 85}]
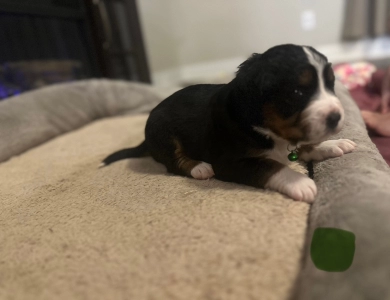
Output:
[
  {"left": 137, "top": 0, "right": 181, "bottom": 72},
  {"left": 244, "top": 0, "right": 345, "bottom": 51},
  {"left": 137, "top": 0, "right": 346, "bottom": 76}
]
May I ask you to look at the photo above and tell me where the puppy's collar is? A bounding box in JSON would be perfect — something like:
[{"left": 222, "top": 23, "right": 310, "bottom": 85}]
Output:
[
  {"left": 287, "top": 144, "right": 299, "bottom": 161},
  {"left": 253, "top": 126, "right": 300, "bottom": 162}
]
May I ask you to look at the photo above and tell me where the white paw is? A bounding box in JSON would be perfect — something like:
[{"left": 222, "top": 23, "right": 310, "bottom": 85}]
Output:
[
  {"left": 284, "top": 176, "right": 317, "bottom": 203},
  {"left": 190, "top": 162, "right": 215, "bottom": 180},
  {"left": 265, "top": 167, "right": 317, "bottom": 203},
  {"left": 300, "top": 139, "right": 356, "bottom": 162}
]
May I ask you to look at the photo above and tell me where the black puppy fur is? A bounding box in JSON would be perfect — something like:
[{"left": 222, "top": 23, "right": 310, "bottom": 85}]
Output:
[{"left": 101, "top": 44, "right": 335, "bottom": 191}]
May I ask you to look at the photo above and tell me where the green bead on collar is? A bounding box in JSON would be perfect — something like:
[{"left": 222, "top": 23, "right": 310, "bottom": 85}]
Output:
[
  {"left": 288, "top": 151, "right": 299, "bottom": 161},
  {"left": 287, "top": 144, "right": 299, "bottom": 161}
]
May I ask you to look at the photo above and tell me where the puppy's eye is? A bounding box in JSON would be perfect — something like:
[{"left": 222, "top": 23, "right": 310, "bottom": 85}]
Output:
[{"left": 294, "top": 89, "right": 303, "bottom": 96}]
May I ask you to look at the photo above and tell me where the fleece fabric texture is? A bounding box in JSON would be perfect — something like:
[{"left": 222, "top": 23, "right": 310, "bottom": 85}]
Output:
[
  {"left": 0, "top": 81, "right": 310, "bottom": 300},
  {"left": 291, "top": 82, "right": 390, "bottom": 300}
]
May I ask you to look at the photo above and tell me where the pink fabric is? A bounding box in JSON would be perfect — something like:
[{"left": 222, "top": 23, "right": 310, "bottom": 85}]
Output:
[
  {"left": 349, "top": 69, "right": 388, "bottom": 112},
  {"left": 334, "top": 62, "right": 377, "bottom": 90},
  {"left": 370, "top": 137, "right": 390, "bottom": 166},
  {"left": 345, "top": 68, "right": 390, "bottom": 166},
  {"left": 349, "top": 86, "right": 381, "bottom": 112}
]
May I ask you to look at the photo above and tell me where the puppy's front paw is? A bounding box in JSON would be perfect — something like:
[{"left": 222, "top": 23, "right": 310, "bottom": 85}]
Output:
[
  {"left": 284, "top": 176, "right": 317, "bottom": 203},
  {"left": 265, "top": 167, "right": 317, "bottom": 203},
  {"left": 300, "top": 139, "right": 356, "bottom": 162}
]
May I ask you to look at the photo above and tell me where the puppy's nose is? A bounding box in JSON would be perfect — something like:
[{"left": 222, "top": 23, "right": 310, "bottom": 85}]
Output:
[{"left": 326, "top": 112, "right": 341, "bottom": 130}]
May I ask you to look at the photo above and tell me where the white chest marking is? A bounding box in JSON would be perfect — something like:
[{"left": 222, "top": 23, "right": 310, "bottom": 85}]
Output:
[{"left": 253, "top": 127, "right": 292, "bottom": 165}]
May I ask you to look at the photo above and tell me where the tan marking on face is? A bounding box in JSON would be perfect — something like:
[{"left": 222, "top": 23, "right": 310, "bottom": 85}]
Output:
[
  {"left": 263, "top": 105, "right": 305, "bottom": 144},
  {"left": 299, "top": 68, "right": 314, "bottom": 87}
]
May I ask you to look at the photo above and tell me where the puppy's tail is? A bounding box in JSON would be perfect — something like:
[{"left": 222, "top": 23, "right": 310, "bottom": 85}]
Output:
[{"left": 99, "top": 141, "right": 149, "bottom": 168}]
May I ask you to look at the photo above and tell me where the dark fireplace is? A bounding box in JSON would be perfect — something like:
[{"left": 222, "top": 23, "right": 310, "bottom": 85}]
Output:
[
  {"left": 0, "top": 0, "right": 101, "bottom": 100},
  {"left": 0, "top": 0, "right": 151, "bottom": 101}
]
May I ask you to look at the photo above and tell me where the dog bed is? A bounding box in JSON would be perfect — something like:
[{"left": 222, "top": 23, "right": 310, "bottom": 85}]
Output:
[{"left": 0, "top": 79, "right": 389, "bottom": 300}]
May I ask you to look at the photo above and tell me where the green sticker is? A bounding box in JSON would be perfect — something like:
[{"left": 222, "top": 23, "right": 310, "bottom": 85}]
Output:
[{"left": 310, "top": 227, "right": 355, "bottom": 272}]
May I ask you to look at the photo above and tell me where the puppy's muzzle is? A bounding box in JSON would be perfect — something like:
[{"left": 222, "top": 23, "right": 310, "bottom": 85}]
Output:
[{"left": 326, "top": 111, "right": 341, "bottom": 131}]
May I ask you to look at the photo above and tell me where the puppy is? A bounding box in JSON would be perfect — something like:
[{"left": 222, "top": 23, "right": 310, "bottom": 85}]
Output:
[{"left": 101, "top": 44, "right": 356, "bottom": 203}]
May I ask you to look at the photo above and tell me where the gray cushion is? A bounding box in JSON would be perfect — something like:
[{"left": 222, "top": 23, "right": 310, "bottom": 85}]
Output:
[{"left": 0, "top": 79, "right": 164, "bottom": 163}]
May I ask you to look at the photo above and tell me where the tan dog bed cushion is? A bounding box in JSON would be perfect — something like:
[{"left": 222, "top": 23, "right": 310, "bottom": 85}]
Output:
[{"left": 0, "top": 80, "right": 310, "bottom": 300}]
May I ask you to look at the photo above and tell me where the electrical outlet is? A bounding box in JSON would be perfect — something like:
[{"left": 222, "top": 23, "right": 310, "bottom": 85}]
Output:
[{"left": 301, "top": 10, "right": 316, "bottom": 31}]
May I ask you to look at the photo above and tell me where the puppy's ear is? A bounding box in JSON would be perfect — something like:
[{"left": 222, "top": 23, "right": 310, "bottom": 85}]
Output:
[
  {"left": 236, "top": 53, "right": 262, "bottom": 76},
  {"left": 235, "top": 53, "right": 273, "bottom": 95}
]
